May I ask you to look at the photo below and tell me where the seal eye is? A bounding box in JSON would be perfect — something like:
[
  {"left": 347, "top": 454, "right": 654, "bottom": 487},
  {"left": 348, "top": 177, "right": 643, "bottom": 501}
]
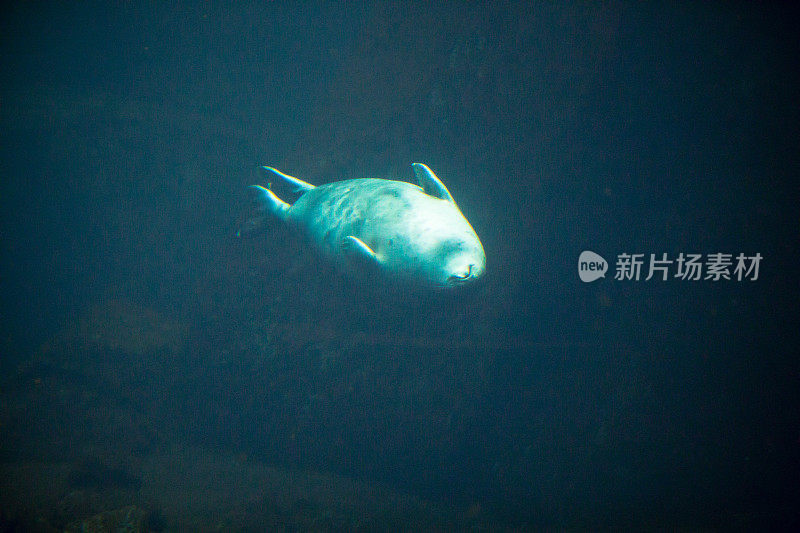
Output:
[{"left": 437, "top": 239, "right": 463, "bottom": 258}]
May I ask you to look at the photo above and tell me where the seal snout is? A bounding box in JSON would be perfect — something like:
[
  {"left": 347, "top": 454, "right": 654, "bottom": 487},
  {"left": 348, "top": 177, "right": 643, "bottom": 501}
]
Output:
[{"left": 448, "top": 264, "right": 476, "bottom": 283}]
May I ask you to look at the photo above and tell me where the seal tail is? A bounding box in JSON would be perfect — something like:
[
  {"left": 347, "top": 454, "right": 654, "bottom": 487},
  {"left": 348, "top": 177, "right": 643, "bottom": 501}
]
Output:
[{"left": 236, "top": 184, "right": 290, "bottom": 237}]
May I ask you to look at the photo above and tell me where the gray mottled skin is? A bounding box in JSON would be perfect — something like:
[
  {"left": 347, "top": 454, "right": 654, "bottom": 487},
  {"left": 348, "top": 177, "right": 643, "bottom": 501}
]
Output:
[{"left": 248, "top": 165, "right": 485, "bottom": 290}]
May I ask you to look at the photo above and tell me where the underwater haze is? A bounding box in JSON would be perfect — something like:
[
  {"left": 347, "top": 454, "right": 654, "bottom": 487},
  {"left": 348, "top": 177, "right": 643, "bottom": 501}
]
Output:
[{"left": 1, "top": 2, "right": 798, "bottom": 530}]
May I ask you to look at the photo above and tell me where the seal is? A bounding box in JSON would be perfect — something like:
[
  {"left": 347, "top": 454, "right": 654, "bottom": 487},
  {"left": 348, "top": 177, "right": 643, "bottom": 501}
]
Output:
[{"left": 241, "top": 163, "right": 486, "bottom": 289}]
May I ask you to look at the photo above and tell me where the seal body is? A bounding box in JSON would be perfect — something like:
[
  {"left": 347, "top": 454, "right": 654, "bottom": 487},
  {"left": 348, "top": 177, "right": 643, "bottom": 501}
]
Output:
[{"left": 244, "top": 163, "right": 485, "bottom": 290}]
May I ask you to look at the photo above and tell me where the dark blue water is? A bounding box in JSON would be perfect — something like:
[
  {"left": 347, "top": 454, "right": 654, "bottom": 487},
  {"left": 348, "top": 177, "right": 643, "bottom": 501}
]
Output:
[{"left": 1, "top": 3, "right": 797, "bottom": 529}]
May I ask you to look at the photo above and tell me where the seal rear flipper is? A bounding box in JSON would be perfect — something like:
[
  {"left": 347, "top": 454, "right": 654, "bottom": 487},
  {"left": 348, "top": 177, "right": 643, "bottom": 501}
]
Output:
[
  {"left": 237, "top": 185, "right": 290, "bottom": 237},
  {"left": 260, "top": 166, "right": 316, "bottom": 193},
  {"left": 251, "top": 184, "right": 291, "bottom": 217}
]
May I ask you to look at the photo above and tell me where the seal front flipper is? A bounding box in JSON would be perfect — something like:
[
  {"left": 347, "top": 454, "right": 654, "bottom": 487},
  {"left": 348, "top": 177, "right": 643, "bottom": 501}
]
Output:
[
  {"left": 412, "top": 163, "right": 454, "bottom": 203},
  {"left": 342, "top": 236, "right": 380, "bottom": 264}
]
